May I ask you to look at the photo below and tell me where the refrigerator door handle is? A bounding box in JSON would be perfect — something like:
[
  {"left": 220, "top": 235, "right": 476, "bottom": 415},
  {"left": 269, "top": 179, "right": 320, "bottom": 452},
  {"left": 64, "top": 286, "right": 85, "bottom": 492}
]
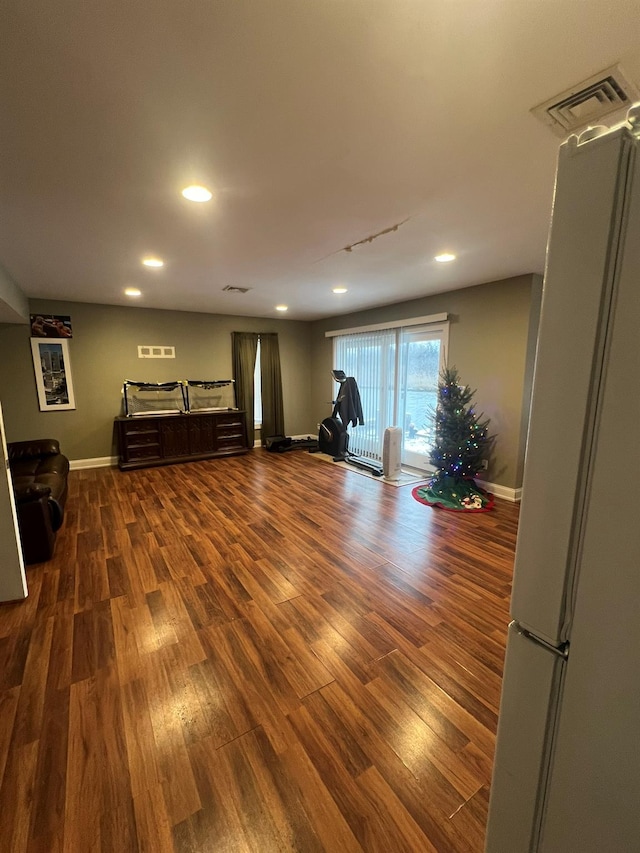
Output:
[
  {"left": 521, "top": 629, "right": 570, "bottom": 659},
  {"left": 486, "top": 623, "right": 567, "bottom": 852}
]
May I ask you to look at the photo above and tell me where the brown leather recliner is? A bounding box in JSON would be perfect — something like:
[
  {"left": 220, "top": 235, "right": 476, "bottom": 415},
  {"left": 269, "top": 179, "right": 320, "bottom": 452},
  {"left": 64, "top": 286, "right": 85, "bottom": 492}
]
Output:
[{"left": 8, "top": 439, "right": 69, "bottom": 564}]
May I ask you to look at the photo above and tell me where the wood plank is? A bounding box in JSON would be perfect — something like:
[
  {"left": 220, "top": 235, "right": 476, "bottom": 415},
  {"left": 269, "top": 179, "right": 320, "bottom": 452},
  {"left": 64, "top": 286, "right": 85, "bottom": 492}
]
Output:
[
  {"left": 0, "top": 629, "right": 32, "bottom": 690},
  {"left": 301, "top": 689, "right": 372, "bottom": 778},
  {"left": 187, "top": 734, "right": 255, "bottom": 851},
  {"left": 132, "top": 784, "right": 175, "bottom": 853},
  {"left": 27, "top": 684, "right": 70, "bottom": 852},
  {"left": 198, "top": 621, "right": 297, "bottom": 755},
  {"left": 0, "top": 451, "right": 519, "bottom": 851},
  {"left": 70, "top": 598, "right": 115, "bottom": 684},
  {"left": 450, "top": 785, "right": 492, "bottom": 851},
  {"left": 0, "top": 687, "right": 20, "bottom": 790},
  {"left": 120, "top": 677, "right": 162, "bottom": 797},
  {"left": 144, "top": 650, "right": 202, "bottom": 827},
  {"left": 320, "top": 681, "right": 475, "bottom": 851},
  {"left": 375, "top": 648, "right": 497, "bottom": 761},
  {"left": 237, "top": 726, "right": 327, "bottom": 852},
  {"left": 287, "top": 702, "right": 394, "bottom": 849},
  {"left": 209, "top": 729, "right": 290, "bottom": 851},
  {"left": 12, "top": 615, "right": 54, "bottom": 747},
  {"left": 356, "top": 765, "right": 440, "bottom": 853},
  {"left": 155, "top": 580, "right": 206, "bottom": 667},
  {"left": 0, "top": 740, "right": 39, "bottom": 853},
  {"left": 64, "top": 676, "right": 104, "bottom": 850},
  {"left": 111, "top": 595, "right": 143, "bottom": 685},
  {"left": 366, "top": 674, "right": 483, "bottom": 801},
  {"left": 93, "top": 665, "right": 139, "bottom": 852}
]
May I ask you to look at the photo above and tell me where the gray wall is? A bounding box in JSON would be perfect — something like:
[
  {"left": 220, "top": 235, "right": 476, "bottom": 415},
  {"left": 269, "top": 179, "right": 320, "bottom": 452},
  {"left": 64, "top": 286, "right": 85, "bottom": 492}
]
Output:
[
  {"left": 0, "top": 264, "right": 29, "bottom": 324},
  {"left": 0, "top": 277, "right": 540, "bottom": 488},
  {"left": 0, "top": 299, "right": 314, "bottom": 460},
  {"left": 516, "top": 274, "right": 544, "bottom": 486},
  {"left": 309, "top": 275, "right": 540, "bottom": 490}
]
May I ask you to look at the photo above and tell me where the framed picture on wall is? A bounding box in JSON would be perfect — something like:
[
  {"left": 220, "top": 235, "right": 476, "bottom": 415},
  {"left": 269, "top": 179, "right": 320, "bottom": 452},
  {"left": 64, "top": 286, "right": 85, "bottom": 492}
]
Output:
[
  {"left": 30, "top": 338, "right": 76, "bottom": 411},
  {"left": 29, "top": 314, "right": 73, "bottom": 338}
]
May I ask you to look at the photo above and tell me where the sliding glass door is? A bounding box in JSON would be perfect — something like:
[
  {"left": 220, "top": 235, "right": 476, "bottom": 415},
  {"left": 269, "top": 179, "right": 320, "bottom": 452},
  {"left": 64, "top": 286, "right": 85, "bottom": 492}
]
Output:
[
  {"left": 332, "top": 320, "right": 446, "bottom": 469},
  {"left": 333, "top": 329, "right": 396, "bottom": 461},
  {"left": 397, "top": 328, "right": 442, "bottom": 471}
]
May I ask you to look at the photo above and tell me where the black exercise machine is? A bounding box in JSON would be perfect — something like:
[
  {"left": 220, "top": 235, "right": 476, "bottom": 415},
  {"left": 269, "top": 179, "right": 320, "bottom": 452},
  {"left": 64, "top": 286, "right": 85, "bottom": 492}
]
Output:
[{"left": 318, "top": 370, "right": 383, "bottom": 477}]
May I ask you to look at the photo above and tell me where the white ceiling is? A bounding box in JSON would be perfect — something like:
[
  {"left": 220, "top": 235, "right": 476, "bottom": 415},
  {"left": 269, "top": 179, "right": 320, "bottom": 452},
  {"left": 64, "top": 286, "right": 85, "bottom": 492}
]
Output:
[{"left": 2, "top": 1, "right": 640, "bottom": 321}]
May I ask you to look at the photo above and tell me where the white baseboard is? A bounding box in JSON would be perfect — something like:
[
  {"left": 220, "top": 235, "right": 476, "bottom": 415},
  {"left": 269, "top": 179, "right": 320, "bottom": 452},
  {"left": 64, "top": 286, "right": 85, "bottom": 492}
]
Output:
[
  {"left": 478, "top": 479, "right": 522, "bottom": 502},
  {"left": 67, "top": 451, "right": 522, "bottom": 501},
  {"left": 70, "top": 456, "right": 117, "bottom": 470}
]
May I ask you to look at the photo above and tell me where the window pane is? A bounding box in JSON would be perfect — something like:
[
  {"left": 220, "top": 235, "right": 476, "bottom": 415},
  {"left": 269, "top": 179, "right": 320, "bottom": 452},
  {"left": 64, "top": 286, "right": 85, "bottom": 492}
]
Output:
[{"left": 399, "top": 335, "right": 441, "bottom": 458}]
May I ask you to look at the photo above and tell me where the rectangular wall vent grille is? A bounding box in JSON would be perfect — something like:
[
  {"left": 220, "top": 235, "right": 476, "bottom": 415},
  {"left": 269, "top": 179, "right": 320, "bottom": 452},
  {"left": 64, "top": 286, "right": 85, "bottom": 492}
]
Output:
[
  {"left": 137, "top": 345, "right": 176, "bottom": 359},
  {"left": 532, "top": 64, "right": 640, "bottom": 137}
]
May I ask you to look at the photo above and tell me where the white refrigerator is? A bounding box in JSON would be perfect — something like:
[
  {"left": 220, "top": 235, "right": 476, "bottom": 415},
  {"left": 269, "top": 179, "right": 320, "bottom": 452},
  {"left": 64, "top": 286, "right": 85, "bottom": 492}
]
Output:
[{"left": 485, "top": 109, "right": 640, "bottom": 852}]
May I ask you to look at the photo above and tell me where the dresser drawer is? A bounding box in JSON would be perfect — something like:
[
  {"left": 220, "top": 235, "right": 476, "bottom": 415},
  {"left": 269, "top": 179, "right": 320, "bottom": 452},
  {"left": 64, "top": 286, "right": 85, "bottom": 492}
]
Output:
[
  {"left": 217, "top": 433, "right": 245, "bottom": 450},
  {"left": 217, "top": 423, "right": 244, "bottom": 437},
  {"left": 126, "top": 443, "right": 161, "bottom": 461},
  {"left": 123, "top": 421, "right": 161, "bottom": 436},
  {"left": 215, "top": 413, "right": 244, "bottom": 428},
  {"left": 124, "top": 430, "right": 161, "bottom": 446}
]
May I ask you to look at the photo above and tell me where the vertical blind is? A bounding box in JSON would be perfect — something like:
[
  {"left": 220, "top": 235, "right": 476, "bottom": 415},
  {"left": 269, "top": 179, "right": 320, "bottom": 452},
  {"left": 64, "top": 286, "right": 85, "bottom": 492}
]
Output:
[
  {"left": 333, "top": 321, "right": 447, "bottom": 463},
  {"left": 334, "top": 328, "right": 396, "bottom": 460}
]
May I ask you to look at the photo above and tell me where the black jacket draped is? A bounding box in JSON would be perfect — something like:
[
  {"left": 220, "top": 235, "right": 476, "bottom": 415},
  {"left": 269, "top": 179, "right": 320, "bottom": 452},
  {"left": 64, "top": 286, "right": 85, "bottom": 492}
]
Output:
[{"left": 335, "top": 377, "right": 364, "bottom": 428}]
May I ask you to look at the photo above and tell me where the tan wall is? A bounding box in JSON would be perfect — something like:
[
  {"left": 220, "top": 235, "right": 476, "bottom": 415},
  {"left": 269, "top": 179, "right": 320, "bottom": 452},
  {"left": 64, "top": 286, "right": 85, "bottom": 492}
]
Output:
[
  {"left": 310, "top": 275, "right": 540, "bottom": 490},
  {"left": 0, "top": 299, "right": 313, "bottom": 460}
]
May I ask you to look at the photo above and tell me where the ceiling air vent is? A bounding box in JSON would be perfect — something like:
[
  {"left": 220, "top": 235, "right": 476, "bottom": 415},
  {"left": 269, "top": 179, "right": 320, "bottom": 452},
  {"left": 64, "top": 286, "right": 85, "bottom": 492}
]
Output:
[
  {"left": 532, "top": 64, "right": 640, "bottom": 137},
  {"left": 222, "top": 285, "right": 251, "bottom": 294}
]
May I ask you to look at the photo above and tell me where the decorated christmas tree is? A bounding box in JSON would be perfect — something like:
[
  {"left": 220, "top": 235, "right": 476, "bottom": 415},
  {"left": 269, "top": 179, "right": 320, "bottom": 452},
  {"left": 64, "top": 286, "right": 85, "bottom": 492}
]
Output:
[{"left": 413, "top": 366, "right": 495, "bottom": 511}]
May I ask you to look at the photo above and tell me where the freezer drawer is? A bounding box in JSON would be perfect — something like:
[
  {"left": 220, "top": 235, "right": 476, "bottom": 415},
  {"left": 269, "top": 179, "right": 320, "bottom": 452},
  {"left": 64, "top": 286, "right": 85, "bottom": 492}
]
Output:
[{"left": 485, "top": 623, "right": 565, "bottom": 853}]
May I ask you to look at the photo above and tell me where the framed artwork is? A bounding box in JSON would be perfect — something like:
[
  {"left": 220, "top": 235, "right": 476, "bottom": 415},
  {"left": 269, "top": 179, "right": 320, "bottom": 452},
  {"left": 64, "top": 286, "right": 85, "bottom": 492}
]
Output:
[
  {"left": 29, "top": 314, "right": 73, "bottom": 338},
  {"left": 30, "top": 338, "right": 76, "bottom": 411}
]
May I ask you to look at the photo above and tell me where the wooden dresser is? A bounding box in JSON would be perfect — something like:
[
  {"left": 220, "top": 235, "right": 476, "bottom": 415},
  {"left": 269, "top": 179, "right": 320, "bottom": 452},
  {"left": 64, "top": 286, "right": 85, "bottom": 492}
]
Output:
[{"left": 115, "top": 410, "right": 249, "bottom": 470}]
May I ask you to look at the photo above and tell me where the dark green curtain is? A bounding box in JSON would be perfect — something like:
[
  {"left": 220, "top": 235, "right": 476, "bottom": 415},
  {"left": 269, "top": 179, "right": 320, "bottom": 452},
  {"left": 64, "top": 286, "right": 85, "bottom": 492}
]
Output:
[
  {"left": 231, "top": 332, "right": 258, "bottom": 446},
  {"left": 259, "top": 333, "right": 285, "bottom": 443},
  {"left": 232, "top": 331, "right": 284, "bottom": 446}
]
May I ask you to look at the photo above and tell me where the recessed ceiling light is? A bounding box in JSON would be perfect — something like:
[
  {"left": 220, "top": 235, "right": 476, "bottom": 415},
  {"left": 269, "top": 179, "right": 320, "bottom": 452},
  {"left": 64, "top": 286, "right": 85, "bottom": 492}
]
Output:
[
  {"left": 434, "top": 252, "right": 456, "bottom": 263},
  {"left": 332, "top": 286, "right": 348, "bottom": 294},
  {"left": 275, "top": 305, "right": 288, "bottom": 312},
  {"left": 181, "top": 185, "right": 213, "bottom": 203},
  {"left": 125, "top": 287, "right": 142, "bottom": 297},
  {"left": 142, "top": 257, "right": 164, "bottom": 268}
]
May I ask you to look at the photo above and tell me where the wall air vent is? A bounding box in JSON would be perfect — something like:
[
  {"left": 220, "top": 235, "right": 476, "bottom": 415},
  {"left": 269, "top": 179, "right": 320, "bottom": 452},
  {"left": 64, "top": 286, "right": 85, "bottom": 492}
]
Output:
[
  {"left": 222, "top": 285, "right": 251, "bottom": 293},
  {"left": 531, "top": 64, "right": 640, "bottom": 137}
]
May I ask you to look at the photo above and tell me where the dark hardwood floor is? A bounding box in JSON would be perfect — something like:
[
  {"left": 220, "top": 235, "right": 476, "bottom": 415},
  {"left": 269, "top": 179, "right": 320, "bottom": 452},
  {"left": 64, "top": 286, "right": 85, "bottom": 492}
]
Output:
[{"left": 0, "top": 449, "right": 519, "bottom": 852}]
